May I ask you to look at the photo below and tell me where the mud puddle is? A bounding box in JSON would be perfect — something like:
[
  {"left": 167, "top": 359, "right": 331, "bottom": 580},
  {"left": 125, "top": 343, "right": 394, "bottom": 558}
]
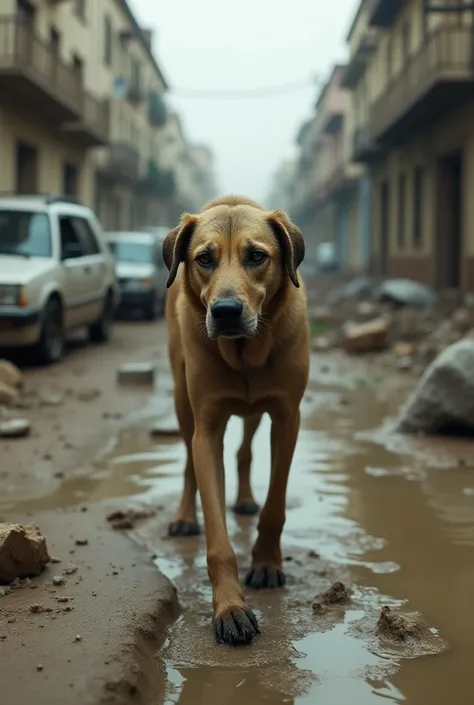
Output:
[{"left": 5, "top": 358, "right": 474, "bottom": 704}]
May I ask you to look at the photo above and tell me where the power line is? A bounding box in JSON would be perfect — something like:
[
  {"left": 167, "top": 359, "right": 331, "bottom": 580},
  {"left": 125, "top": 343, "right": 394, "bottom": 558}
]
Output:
[{"left": 170, "top": 76, "right": 322, "bottom": 99}]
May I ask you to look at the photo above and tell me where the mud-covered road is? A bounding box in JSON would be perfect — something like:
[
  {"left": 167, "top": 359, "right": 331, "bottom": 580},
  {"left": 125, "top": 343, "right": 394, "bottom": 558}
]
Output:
[{"left": 2, "top": 319, "right": 474, "bottom": 705}]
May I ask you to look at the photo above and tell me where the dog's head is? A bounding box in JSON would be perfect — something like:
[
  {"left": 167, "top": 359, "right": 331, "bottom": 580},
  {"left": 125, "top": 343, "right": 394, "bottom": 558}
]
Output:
[{"left": 162, "top": 201, "right": 304, "bottom": 340}]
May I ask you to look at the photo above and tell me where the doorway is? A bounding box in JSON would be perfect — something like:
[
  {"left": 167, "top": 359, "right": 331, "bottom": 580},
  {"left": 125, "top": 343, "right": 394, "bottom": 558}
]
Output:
[
  {"left": 379, "top": 180, "right": 390, "bottom": 276},
  {"left": 16, "top": 141, "right": 38, "bottom": 194},
  {"left": 436, "top": 150, "right": 463, "bottom": 289}
]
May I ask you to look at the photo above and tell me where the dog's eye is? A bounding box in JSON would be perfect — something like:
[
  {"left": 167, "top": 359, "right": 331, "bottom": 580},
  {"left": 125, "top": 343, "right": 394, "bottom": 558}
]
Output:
[
  {"left": 196, "top": 252, "right": 213, "bottom": 267},
  {"left": 249, "top": 250, "right": 268, "bottom": 264}
]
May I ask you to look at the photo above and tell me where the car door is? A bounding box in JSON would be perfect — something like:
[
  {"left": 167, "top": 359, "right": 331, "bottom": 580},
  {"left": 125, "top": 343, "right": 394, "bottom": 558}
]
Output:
[
  {"left": 70, "top": 215, "right": 105, "bottom": 324},
  {"left": 58, "top": 215, "right": 90, "bottom": 329}
]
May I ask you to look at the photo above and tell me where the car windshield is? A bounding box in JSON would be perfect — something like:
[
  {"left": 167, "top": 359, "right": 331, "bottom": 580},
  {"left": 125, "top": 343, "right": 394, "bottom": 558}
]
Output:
[
  {"left": 108, "top": 240, "right": 153, "bottom": 264},
  {"left": 0, "top": 210, "right": 52, "bottom": 258}
]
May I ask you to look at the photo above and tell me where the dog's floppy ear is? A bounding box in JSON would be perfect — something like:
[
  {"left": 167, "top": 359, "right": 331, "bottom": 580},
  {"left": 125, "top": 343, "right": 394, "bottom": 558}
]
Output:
[
  {"left": 162, "top": 213, "right": 198, "bottom": 288},
  {"left": 266, "top": 209, "right": 305, "bottom": 288}
]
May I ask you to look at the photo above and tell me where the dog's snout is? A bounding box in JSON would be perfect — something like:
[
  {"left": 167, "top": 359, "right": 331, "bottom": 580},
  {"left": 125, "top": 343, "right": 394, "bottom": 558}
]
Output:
[{"left": 211, "top": 298, "right": 243, "bottom": 321}]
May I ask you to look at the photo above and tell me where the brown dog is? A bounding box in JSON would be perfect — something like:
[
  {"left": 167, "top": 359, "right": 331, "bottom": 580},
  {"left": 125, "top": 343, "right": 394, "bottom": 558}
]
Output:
[{"left": 163, "top": 196, "right": 310, "bottom": 646}]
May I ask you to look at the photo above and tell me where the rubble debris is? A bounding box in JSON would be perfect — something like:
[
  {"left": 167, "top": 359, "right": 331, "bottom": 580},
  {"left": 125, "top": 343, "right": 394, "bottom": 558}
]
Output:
[
  {"left": 327, "top": 276, "right": 375, "bottom": 305},
  {"left": 376, "top": 605, "right": 431, "bottom": 642},
  {"left": 150, "top": 424, "right": 181, "bottom": 438},
  {"left": 39, "top": 393, "right": 63, "bottom": 407},
  {"left": 376, "top": 279, "right": 437, "bottom": 309},
  {"left": 77, "top": 388, "right": 101, "bottom": 402},
  {"left": 117, "top": 361, "right": 156, "bottom": 386},
  {"left": 0, "top": 418, "right": 31, "bottom": 438},
  {"left": 392, "top": 342, "right": 415, "bottom": 358},
  {"left": 395, "top": 339, "right": 474, "bottom": 435},
  {"left": 75, "top": 538, "right": 88, "bottom": 546},
  {"left": 343, "top": 318, "right": 389, "bottom": 354},
  {"left": 106, "top": 507, "right": 156, "bottom": 530},
  {"left": 312, "top": 581, "right": 350, "bottom": 613},
  {"left": 0, "top": 524, "right": 50, "bottom": 583},
  {"left": 0, "top": 382, "right": 17, "bottom": 406},
  {"left": 52, "top": 575, "right": 66, "bottom": 586},
  {"left": 0, "top": 360, "right": 23, "bottom": 390}
]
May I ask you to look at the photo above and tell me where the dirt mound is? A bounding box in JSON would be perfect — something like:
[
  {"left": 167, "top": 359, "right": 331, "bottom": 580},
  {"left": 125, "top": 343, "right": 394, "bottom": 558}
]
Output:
[
  {"left": 312, "top": 581, "right": 350, "bottom": 613},
  {"left": 376, "top": 605, "right": 432, "bottom": 642}
]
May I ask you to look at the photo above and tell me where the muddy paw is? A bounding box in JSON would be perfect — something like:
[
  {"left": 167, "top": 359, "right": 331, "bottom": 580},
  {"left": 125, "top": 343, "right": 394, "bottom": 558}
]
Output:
[
  {"left": 214, "top": 608, "right": 259, "bottom": 646},
  {"left": 168, "top": 520, "right": 200, "bottom": 537},
  {"left": 245, "top": 566, "right": 286, "bottom": 590},
  {"left": 233, "top": 500, "right": 260, "bottom": 517}
]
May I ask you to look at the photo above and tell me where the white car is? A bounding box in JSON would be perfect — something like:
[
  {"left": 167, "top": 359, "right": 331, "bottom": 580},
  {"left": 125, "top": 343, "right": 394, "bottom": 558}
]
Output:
[
  {"left": 105, "top": 230, "right": 167, "bottom": 320},
  {"left": 0, "top": 195, "right": 119, "bottom": 364}
]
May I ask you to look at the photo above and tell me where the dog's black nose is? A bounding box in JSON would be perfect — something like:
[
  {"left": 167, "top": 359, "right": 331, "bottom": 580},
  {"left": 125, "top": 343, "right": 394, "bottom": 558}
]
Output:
[{"left": 211, "top": 298, "right": 243, "bottom": 320}]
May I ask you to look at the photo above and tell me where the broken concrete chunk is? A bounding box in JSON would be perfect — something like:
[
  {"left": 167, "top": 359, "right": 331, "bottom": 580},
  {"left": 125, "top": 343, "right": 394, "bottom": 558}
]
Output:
[
  {"left": 0, "top": 360, "right": 23, "bottom": 390},
  {"left": 376, "top": 279, "right": 437, "bottom": 309},
  {"left": 0, "top": 418, "right": 31, "bottom": 438},
  {"left": 77, "top": 388, "right": 101, "bottom": 402},
  {"left": 0, "top": 382, "right": 17, "bottom": 406},
  {"left": 395, "top": 339, "right": 474, "bottom": 435},
  {"left": 0, "top": 524, "right": 51, "bottom": 583},
  {"left": 117, "top": 362, "right": 156, "bottom": 386},
  {"left": 343, "top": 318, "right": 389, "bottom": 354}
]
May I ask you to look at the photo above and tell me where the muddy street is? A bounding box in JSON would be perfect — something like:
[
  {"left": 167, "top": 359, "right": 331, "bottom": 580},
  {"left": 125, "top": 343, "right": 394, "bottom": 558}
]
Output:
[{"left": 1, "top": 319, "right": 474, "bottom": 704}]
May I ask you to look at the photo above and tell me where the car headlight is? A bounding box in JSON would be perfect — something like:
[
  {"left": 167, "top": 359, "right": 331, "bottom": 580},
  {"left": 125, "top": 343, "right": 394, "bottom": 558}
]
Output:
[{"left": 0, "top": 285, "right": 22, "bottom": 306}]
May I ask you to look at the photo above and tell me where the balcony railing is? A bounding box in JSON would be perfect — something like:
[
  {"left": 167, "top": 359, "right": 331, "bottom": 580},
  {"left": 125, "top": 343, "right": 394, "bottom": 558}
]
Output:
[
  {"left": 342, "top": 31, "right": 378, "bottom": 89},
  {"left": 371, "top": 25, "right": 474, "bottom": 142},
  {"left": 105, "top": 142, "right": 140, "bottom": 180},
  {"left": 352, "top": 124, "right": 383, "bottom": 163},
  {"left": 0, "top": 16, "right": 82, "bottom": 119},
  {"left": 148, "top": 91, "right": 167, "bottom": 127},
  {"left": 139, "top": 160, "right": 175, "bottom": 198}
]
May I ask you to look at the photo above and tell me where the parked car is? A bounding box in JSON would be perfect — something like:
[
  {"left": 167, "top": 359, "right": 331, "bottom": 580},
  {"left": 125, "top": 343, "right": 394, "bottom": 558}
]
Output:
[
  {"left": 0, "top": 194, "right": 119, "bottom": 364},
  {"left": 105, "top": 230, "right": 167, "bottom": 320},
  {"left": 316, "top": 242, "right": 339, "bottom": 272}
]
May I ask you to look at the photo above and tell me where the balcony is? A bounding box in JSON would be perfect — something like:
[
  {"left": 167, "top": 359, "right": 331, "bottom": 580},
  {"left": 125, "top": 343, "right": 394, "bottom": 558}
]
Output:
[
  {"left": 341, "top": 31, "right": 377, "bottom": 88},
  {"left": 0, "top": 16, "right": 82, "bottom": 121},
  {"left": 127, "top": 81, "right": 146, "bottom": 104},
  {"left": 371, "top": 26, "right": 474, "bottom": 145},
  {"left": 368, "top": 0, "right": 404, "bottom": 28},
  {"left": 352, "top": 125, "right": 384, "bottom": 164},
  {"left": 138, "top": 160, "right": 175, "bottom": 198},
  {"left": 323, "top": 109, "right": 344, "bottom": 135},
  {"left": 148, "top": 91, "right": 167, "bottom": 127},
  {"left": 62, "top": 96, "right": 110, "bottom": 147},
  {"left": 99, "top": 142, "right": 140, "bottom": 182}
]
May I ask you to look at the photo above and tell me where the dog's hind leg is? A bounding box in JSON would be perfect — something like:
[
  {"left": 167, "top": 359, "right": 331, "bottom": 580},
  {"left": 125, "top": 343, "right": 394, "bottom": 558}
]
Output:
[
  {"left": 233, "top": 413, "right": 262, "bottom": 516},
  {"left": 168, "top": 361, "right": 200, "bottom": 537}
]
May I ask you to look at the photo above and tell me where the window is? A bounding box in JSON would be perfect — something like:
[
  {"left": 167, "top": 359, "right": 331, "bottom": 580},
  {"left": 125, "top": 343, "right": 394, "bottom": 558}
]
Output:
[
  {"left": 59, "top": 217, "right": 85, "bottom": 260},
  {"left": 103, "top": 14, "right": 113, "bottom": 67},
  {"left": 72, "top": 54, "right": 83, "bottom": 84},
  {"left": 72, "top": 217, "right": 100, "bottom": 255},
  {"left": 74, "top": 0, "right": 86, "bottom": 19},
  {"left": 130, "top": 58, "right": 141, "bottom": 89},
  {"left": 108, "top": 240, "right": 153, "bottom": 264},
  {"left": 386, "top": 36, "right": 392, "bottom": 79},
  {"left": 413, "top": 167, "right": 424, "bottom": 248},
  {"left": 0, "top": 211, "right": 51, "bottom": 258},
  {"left": 402, "top": 21, "right": 410, "bottom": 58},
  {"left": 50, "top": 27, "right": 60, "bottom": 56},
  {"left": 397, "top": 174, "right": 406, "bottom": 249},
  {"left": 63, "top": 163, "right": 78, "bottom": 196}
]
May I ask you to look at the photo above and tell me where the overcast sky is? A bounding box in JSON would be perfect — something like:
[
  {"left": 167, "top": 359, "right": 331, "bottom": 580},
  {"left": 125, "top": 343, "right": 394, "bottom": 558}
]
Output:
[{"left": 130, "top": 0, "right": 358, "bottom": 203}]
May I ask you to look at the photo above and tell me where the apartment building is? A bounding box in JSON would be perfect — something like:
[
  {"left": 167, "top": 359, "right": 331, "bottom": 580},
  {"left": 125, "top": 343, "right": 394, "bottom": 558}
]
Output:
[
  {"left": 350, "top": 0, "right": 474, "bottom": 290},
  {"left": 289, "top": 66, "right": 367, "bottom": 270},
  {"left": 0, "top": 0, "right": 216, "bottom": 231}
]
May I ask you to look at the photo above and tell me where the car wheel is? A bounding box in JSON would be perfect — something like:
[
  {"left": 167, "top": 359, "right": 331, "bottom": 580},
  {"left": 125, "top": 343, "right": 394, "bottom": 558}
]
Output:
[
  {"left": 144, "top": 292, "right": 160, "bottom": 321},
  {"left": 89, "top": 292, "right": 113, "bottom": 343},
  {"left": 35, "top": 298, "right": 65, "bottom": 365}
]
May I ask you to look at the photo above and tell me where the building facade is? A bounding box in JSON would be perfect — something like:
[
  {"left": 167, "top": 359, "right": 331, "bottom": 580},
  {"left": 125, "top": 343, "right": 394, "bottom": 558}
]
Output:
[
  {"left": 350, "top": 0, "right": 474, "bottom": 290},
  {"left": 0, "top": 0, "right": 216, "bottom": 231}
]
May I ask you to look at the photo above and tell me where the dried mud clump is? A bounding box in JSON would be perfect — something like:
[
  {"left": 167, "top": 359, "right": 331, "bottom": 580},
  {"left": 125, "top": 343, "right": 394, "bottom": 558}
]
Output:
[
  {"left": 106, "top": 508, "right": 156, "bottom": 531},
  {"left": 312, "top": 581, "right": 350, "bottom": 613},
  {"left": 0, "top": 523, "right": 50, "bottom": 583},
  {"left": 377, "top": 605, "right": 431, "bottom": 642}
]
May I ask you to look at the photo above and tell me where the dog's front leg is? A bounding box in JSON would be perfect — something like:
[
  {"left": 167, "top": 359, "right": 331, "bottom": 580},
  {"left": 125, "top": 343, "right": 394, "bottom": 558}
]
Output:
[
  {"left": 246, "top": 409, "right": 300, "bottom": 590},
  {"left": 192, "top": 418, "right": 259, "bottom": 645}
]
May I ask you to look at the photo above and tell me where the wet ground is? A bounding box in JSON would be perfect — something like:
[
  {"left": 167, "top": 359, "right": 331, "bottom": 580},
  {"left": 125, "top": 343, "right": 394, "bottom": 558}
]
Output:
[{"left": 2, "top": 320, "right": 474, "bottom": 704}]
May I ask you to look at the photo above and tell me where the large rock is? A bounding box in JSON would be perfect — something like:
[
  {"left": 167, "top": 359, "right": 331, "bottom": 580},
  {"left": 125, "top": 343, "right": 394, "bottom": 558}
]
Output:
[
  {"left": 376, "top": 279, "right": 437, "bottom": 309},
  {"left": 396, "top": 339, "right": 474, "bottom": 435},
  {"left": 344, "top": 318, "right": 389, "bottom": 354},
  {"left": 0, "top": 360, "right": 23, "bottom": 390},
  {"left": 0, "top": 524, "right": 51, "bottom": 583},
  {"left": 0, "top": 382, "right": 17, "bottom": 406},
  {"left": 327, "top": 276, "right": 376, "bottom": 305}
]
